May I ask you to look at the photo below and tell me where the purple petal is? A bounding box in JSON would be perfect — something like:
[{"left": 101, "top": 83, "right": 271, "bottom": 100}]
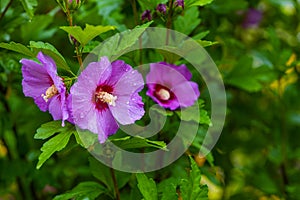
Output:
[
  {"left": 110, "top": 69, "right": 144, "bottom": 124},
  {"left": 108, "top": 60, "right": 132, "bottom": 85},
  {"left": 37, "top": 52, "right": 57, "bottom": 75},
  {"left": 21, "top": 59, "right": 52, "bottom": 111},
  {"left": 66, "top": 95, "right": 75, "bottom": 124},
  {"left": 82, "top": 57, "right": 112, "bottom": 87},
  {"left": 171, "top": 81, "right": 200, "bottom": 108},
  {"left": 48, "top": 95, "right": 63, "bottom": 121},
  {"left": 147, "top": 63, "right": 189, "bottom": 87},
  {"left": 158, "top": 62, "right": 192, "bottom": 80},
  {"left": 96, "top": 109, "right": 119, "bottom": 143}
]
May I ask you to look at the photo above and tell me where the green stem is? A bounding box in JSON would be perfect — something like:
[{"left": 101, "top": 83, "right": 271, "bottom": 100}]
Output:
[
  {"left": 64, "top": 0, "right": 83, "bottom": 71},
  {"left": 0, "top": 0, "right": 13, "bottom": 21},
  {"left": 110, "top": 167, "right": 120, "bottom": 200},
  {"left": 278, "top": 79, "right": 289, "bottom": 196},
  {"left": 131, "top": 0, "right": 138, "bottom": 26},
  {"left": 166, "top": 0, "right": 174, "bottom": 45}
]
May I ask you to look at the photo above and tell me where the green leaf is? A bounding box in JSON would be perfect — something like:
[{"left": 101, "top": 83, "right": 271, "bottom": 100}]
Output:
[
  {"left": 29, "top": 41, "right": 70, "bottom": 72},
  {"left": 18, "top": 0, "right": 38, "bottom": 18},
  {"left": 176, "top": 100, "right": 212, "bottom": 126},
  {"left": 53, "top": 182, "right": 107, "bottom": 200},
  {"left": 193, "top": 31, "right": 210, "bottom": 40},
  {"left": 34, "top": 121, "right": 66, "bottom": 140},
  {"left": 94, "top": 21, "right": 152, "bottom": 60},
  {"left": 21, "top": 15, "right": 56, "bottom": 42},
  {"left": 185, "top": 0, "right": 214, "bottom": 7},
  {"left": 89, "top": 157, "right": 131, "bottom": 196},
  {"left": 174, "top": 7, "right": 201, "bottom": 35},
  {"left": 89, "top": 157, "right": 114, "bottom": 192},
  {"left": 180, "top": 157, "right": 208, "bottom": 200},
  {"left": 0, "top": 42, "right": 35, "bottom": 57},
  {"left": 196, "top": 40, "right": 218, "bottom": 47},
  {"left": 150, "top": 105, "right": 174, "bottom": 116},
  {"left": 136, "top": 173, "right": 158, "bottom": 200},
  {"left": 157, "top": 177, "right": 179, "bottom": 200},
  {"left": 225, "top": 56, "right": 277, "bottom": 92},
  {"left": 111, "top": 136, "right": 168, "bottom": 151},
  {"left": 60, "top": 24, "right": 115, "bottom": 46},
  {"left": 35, "top": 122, "right": 75, "bottom": 169}
]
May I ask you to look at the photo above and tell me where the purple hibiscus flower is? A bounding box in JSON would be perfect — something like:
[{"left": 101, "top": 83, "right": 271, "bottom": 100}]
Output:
[
  {"left": 146, "top": 62, "right": 200, "bottom": 110},
  {"left": 70, "top": 57, "right": 144, "bottom": 143},
  {"left": 21, "top": 52, "right": 69, "bottom": 126}
]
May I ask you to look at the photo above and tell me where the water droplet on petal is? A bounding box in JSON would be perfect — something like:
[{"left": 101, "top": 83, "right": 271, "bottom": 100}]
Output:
[
  {"left": 126, "top": 101, "right": 129, "bottom": 105},
  {"left": 80, "top": 113, "right": 84, "bottom": 118}
]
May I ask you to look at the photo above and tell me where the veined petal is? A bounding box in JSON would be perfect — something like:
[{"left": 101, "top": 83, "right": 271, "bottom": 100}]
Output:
[
  {"left": 96, "top": 109, "right": 119, "bottom": 143},
  {"left": 111, "top": 68, "right": 144, "bottom": 124},
  {"left": 48, "top": 95, "right": 63, "bottom": 121},
  {"left": 21, "top": 59, "right": 52, "bottom": 111},
  {"left": 108, "top": 60, "right": 132, "bottom": 85},
  {"left": 171, "top": 81, "right": 200, "bottom": 108},
  {"left": 158, "top": 62, "right": 192, "bottom": 80},
  {"left": 147, "top": 63, "right": 188, "bottom": 87},
  {"left": 113, "top": 69, "right": 144, "bottom": 96},
  {"left": 37, "top": 52, "right": 57, "bottom": 74},
  {"left": 110, "top": 92, "right": 144, "bottom": 125}
]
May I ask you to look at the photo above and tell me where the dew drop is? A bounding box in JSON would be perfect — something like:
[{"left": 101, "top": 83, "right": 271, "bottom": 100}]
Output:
[
  {"left": 80, "top": 113, "right": 85, "bottom": 118},
  {"left": 126, "top": 101, "right": 129, "bottom": 105}
]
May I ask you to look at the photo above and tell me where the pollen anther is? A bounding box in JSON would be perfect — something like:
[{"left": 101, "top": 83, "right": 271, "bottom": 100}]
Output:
[
  {"left": 157, "top": 88, "right": 170, "bottom": 100},
  {"left": 41, "top": 85, "right": 58, "bottom": 102},
  {"left": 96, "top": 91, "right": 117, "bottom": 106}
]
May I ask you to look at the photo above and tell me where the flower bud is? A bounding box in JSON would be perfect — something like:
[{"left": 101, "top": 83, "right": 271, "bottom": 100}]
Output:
[
  {"left": 174, "top": 0, "right": 184, "bottom": 9},
  {"left": 68, "top": 0, "right": 84, "bottom": 12},
  {"left": 156, "top": 3, "right": 167, "bottom": 14},
  {"left": 141, "top": 10, "right": 152, "bottom": 21},
  {"left": 55, "top": 0, "right": 84, "bottom": 13}
]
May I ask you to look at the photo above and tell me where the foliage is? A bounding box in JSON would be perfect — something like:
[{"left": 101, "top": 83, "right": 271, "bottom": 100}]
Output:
[{"left": 1, "top": 0, "right": 300, "bottom": 199}]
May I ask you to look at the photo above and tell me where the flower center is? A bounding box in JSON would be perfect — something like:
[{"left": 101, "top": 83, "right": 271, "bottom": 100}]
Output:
[
  {"left": 95, "top": 91, "right": 117, "bottom": 106},
  {"left": 41, "top": 84, "right": 58, "bottom": 102},
  {"left": 156, "top": 88, "right": 170, "bottom": 100}
]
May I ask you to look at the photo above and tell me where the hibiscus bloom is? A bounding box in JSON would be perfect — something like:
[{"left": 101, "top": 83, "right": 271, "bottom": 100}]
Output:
[
  {"left": 21, "top": 52, "right": 69, "bottom": 126},
  {"left": 70, "top": 57, "right": 144, "bottom": 143},
  {"left": 146, "top": 62, "right": 200, "bottom": 110}
]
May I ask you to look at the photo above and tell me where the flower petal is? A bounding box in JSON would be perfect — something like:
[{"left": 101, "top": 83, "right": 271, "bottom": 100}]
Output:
[
  {"left": 48, "top": 95, "right": 63, "bottom": 121},
  {"left": 147, "top": 63, "right": 188, "bottom": 87},
  {"left": 37, "top": 52, "right": 57, "bottom": 75},
  {"left": 107, "top": 60, "right": 132, "bottom": 85},
  {"left": 158, "top": 62, "right": 192, "bottom": 80},
  {"left": 21, "top": 59, "right": 52, "bottom": 111},
  {"left": 96, "top": 109, "right": 119, "bottom": 143},
  {"left": 110, "top": 68, "right": 144, "bottom": 124},
  {"left": 109, "top": 92, "right": 144, "bottom": 125},
  {"left": 171, "top": 81, "right": 200, "bottom": 108},
  {"left": 82, "top": 57, "right": 112, "bottom": 86}
]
